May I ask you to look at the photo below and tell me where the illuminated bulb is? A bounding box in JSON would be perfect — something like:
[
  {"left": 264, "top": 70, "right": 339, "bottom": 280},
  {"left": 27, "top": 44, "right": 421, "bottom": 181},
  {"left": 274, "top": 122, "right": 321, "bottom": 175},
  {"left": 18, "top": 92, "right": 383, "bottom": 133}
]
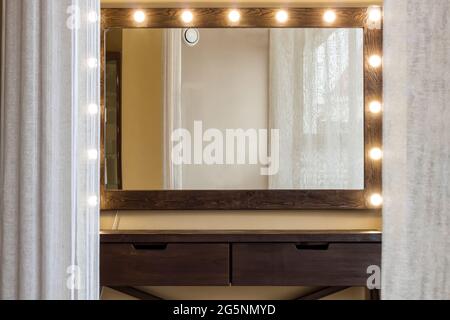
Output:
[
  {"left": 87, "top": 58, "right": 98, "bottom": 68},
  {"left": 88, "top": 11, "right": 98, "bottom": 23},
  {"left": 368, "top": 6, "right": 382, "bottom": 22},
  {"left": 323, "top": 10, "right": 336, "bottom": 23},
  {"left": 370, "top": 194, "right": 383, "bottom": 207},
  {"left": 275, "top": 10, "right": 288, "bottom": 23},
  {"left": 181, "top": 10, "right": 194, "bottom": 23},
  {"left": 88, "top": 149, "right": 98, "bottom": 160},
  {"left": 88, "top": 103, "right": 99, "bottom": 115},
  {"left": 369, "top": 148, "right": 383, "bottom": 160},
  {"left": 88, "top": 196, "right": 98, "bottom": 207},
  {"left": 228, "top": 10, "right": 241, "bottom": 23},
  {"left": 133, "top": 10, "right": 146, "bottom": 23},
  {"left": 369, "top": 55, "right": 382, "bottom": 68},
  {"left": 369, "top": 101, "right": 382, "bottom": 114}
]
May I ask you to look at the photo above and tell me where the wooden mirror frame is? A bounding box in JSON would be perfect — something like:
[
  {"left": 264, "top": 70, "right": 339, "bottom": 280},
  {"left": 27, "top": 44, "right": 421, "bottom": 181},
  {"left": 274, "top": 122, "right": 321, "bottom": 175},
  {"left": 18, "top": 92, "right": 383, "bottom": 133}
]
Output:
[{"left": 100, "top": 7, "right": 382, "bottom": 211}]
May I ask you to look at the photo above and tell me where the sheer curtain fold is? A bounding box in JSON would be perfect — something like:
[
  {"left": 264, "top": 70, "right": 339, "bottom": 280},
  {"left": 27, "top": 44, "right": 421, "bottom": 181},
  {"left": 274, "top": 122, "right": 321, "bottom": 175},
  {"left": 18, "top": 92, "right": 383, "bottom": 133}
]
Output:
[
  {"left": 0, "top": 0, "right": 100, "bottom": 300},
  {"left": 383, "top": 0, "right": 450, "bottom": 300}
]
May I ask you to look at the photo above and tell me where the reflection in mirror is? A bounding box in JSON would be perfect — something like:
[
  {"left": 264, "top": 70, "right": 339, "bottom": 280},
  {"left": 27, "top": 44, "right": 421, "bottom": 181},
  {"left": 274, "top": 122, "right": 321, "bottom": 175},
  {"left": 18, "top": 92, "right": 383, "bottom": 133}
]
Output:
[{"left": 105, "top": 28, "right": 364, "bottom": 191}]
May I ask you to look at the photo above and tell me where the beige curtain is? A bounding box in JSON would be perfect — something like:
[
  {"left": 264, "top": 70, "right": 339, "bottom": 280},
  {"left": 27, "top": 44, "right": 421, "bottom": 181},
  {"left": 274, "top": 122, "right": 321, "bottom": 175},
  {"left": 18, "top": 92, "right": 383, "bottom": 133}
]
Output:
[
  {"left": 0, "top": 0, "right": 100, "bottom": 300},
  {"left": 383, "top": 0, "right": 450, "bottom": 299}
]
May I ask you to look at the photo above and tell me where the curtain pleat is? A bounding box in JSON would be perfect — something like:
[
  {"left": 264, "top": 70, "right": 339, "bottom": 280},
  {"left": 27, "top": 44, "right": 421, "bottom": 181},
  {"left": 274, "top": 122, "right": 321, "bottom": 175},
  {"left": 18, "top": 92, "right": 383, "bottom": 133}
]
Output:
[
  {"left": 382, "top": 0, "right": 450, "bottom": 299},
  {"left": 0, "top": 0, "right": 100, "bottom": 300}
]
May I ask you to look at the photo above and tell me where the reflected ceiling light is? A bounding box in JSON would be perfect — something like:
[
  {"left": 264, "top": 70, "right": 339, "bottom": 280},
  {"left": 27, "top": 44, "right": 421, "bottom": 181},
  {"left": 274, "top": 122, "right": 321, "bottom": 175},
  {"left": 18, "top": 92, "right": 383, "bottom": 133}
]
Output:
[
  {"left": 369, "top": 101, "right": 382, "bottom": 114},
  {"left": 133, "top": 10, "right": 146, "bottom": 23},
  {"left": 369, "top": 55, "right": 382, "bottom": 68},
  {"left": 275, "top": 10, "right": 289, "bottom": 23},
  {"left": 370, "top": 193, "right": 383, "bottom": 207},
  {"left": 369, "top": 148, "right": 383, "bottom": 161},
  {"left": 368, "top": 6, "right": 382, "bottom": 22},
  {"left": 181, "top": 10, "right": 194, "bottom": 23},
  {"left": 228, "top": 10, "right": 241, "bottom": 23},
  {"left": 323, "top": 10, "right": 336, "bottom": 23},
  {"left": 88, "top": 103, "right": 99, "bottom": 115}
]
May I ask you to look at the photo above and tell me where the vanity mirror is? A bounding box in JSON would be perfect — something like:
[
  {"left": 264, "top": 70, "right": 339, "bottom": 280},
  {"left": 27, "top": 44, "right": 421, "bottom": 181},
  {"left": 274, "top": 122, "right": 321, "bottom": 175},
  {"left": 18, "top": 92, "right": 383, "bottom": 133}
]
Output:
[{"left": 101, "top": 8, "right": 382, "bottom": 210}]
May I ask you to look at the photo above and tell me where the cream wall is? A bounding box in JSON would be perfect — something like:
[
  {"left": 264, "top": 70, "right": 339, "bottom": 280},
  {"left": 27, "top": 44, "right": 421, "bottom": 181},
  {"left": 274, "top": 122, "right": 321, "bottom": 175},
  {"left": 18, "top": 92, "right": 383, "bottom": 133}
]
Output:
[
  {"left": 100, "top": 0, "right": 382, "bottom": 301},
  {"left": 121, "top": 29, "right": 164, "bottom": 190}
]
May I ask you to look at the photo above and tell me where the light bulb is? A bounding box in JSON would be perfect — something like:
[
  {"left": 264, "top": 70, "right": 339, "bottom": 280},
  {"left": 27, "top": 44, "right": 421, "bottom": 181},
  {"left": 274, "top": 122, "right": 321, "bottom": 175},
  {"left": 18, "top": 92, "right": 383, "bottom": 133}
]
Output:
[
  {"left": 88, "top": 195, "right": 98, "bottom": 207},
  {"left": 133, "top": 10, "right": 146, "bottom": 23},
  {"left": 181, "top": 10, "right": 194, "bottom": 23},
  {"left": 370, "top": 193, "right": 383, "bottom": 207},
  {"left": 323, "top": 10, "right": 336, "bottom": 23},
  {"left": 276, "top": 10, "right": 288, "bottom": 23},
  {"left": 88, "top": 103, "right": 99, "bottom": 115},
  {"left": 369, "top": 148, "right": 383, "bottom": 160},
  {"left": 88, "top": 149, "right": 98, "bottom": 160},
  {"left": 369, "top": 101, "right": 382, "bottom": 114},
  {"left": 87, "top": 58, "right": 98, "bottom": 68},
  {"left": 369, "top": 55, "right": 382, "bottom": 68},
  {"left": 228, "top": 10, "right": 241, "bottom": 23},
  {"left": 368, "top": 7, "right": 382, "bottom": 22},
  {"left": 88, "top": 11, "right": 98, "bottom": 23}
]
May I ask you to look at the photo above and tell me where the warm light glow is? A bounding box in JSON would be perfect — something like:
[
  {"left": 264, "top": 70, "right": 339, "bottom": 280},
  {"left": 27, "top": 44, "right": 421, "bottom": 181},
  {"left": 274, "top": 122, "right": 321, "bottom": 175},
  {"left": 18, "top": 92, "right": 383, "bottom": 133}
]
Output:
[
  {"left": 228, "top": 10, "right": 241, "bottom": 23},
  {"left": 323, "top": 10, "right": 336, "bottom": 23},
  {"left": 88, "top": 149, "right": 98, "bottom": 160},
  {"left": 88, "top": 104, "right": 99, "bottom": 115},
  {"left": 368, "top": 6, "right": 382, "bottom": 22},
  {"left": 369, "top": 148, "right": 383, "bottom": 160},
  {"left": 133, "top": 10, "right": 146, "bottom": 23},
  {"left": 88, "top": 196, "right": 98, "bottom": 207},
  {"left": 87, "top": 58, "right": 98, "bottom": 68},
  {"left": 369, "top": 55, "right": 382, "bottom": 68},
  {"left": 181, "top": 10, "right": 194, "bottom": 23},
  {"left": 370, "top": 194, "right": 383, "bottom": 207},
  {"left": 88, "top": 11, "right": 98, "bottom": 23},
  {"left": 275, "top": 10, "right": 289, "bottom": 23},
  {"left": 369, "top": 101, "right": 382, "bottom": 114}
]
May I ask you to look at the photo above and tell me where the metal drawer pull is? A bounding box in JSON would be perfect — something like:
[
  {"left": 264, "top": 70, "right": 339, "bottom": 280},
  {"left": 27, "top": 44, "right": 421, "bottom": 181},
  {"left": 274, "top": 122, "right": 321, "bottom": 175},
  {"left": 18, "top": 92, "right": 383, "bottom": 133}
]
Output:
[
  {"left": 295, "top": 243, "right": 329, "bottom": 251},
  {"left": 132, "top": 244, "right": 168, "bottom": 251}
]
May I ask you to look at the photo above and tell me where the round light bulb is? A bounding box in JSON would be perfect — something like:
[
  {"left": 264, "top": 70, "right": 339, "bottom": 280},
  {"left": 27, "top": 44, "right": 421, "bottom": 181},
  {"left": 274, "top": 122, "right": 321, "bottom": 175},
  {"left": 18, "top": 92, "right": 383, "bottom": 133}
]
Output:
[
  {"left": 369, "top": 148, "right": 383, "bottom": 160},
  {"left": 88, "top": 195, "right": 98, "bottom": 207},
  {"left": 88, "top": 103, "right": 99, "bottom": 115},
  {"left": 88, "top": 149, "right": 98, "bottom": 160},
  {"left": 87, "top": 58, "right": 98, "bottom": 69},
  {"left": 368, "top": 7, "right": 382, "bottom": 22},
  {"left": 181, "top": 10, "right": 194, "bottom": 23},
  {"left": 323, "top": 10, "right": 336, "bottom": 23},
  {"left": 370, "top": 193, "right": 383, "bottom": 207},
  {"left": 369, "top": 55, "right": 382, "bottom": 68},
  {"left": 276, "top": 10, "right": 288, "bottom": 23},
  {"left": 228, "top": 10, "right": 241, "bottom": 23},
  {"left": 88, "top": 11, "right": 98, "bottom": 23},
  {"left": 133, "top": 10, "right": 146, "bottom": 23},
  {"left": 369, "top": 101, "right": 382, "bottom": 114}
]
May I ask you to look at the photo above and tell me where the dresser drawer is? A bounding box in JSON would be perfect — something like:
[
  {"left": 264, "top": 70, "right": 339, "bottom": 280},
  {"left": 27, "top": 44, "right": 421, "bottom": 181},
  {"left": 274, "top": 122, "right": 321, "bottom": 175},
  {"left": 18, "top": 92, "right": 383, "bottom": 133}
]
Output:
[
  {"left": 232, "top": 243, "right": 381, "bottom": 286},
  {"left": 101, "top": 243, "right": 230, "bottom": 286}
]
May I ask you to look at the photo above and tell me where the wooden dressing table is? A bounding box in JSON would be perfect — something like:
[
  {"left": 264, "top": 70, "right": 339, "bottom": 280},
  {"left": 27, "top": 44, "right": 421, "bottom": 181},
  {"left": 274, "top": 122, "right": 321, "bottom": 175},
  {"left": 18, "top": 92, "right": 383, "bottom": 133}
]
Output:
[{"left": 100, "top": 230, "right": 381, "bottom": 300}]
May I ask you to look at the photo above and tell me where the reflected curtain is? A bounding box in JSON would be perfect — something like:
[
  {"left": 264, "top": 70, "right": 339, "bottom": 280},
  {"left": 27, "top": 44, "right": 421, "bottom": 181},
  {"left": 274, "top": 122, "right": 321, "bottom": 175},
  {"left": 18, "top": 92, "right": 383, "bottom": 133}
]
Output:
[
  {"left": 269, "top": 28, "right": 364, "bottom": 189},
  {"left": 382, "top": 0, "right": 450, "bottom": 299},
  {"left": 0, "top": 0, "right": 100, "bottom": 299}
]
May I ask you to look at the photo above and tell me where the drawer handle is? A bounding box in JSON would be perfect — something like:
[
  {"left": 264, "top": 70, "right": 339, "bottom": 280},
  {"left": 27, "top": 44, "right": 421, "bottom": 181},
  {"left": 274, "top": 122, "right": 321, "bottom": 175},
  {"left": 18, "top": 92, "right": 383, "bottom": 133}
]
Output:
[
  {"left": 296, "top": 243, "right": 329, "bottom": 251},
  {"left": 133, "top": 244, "right": 168, "bottom": 251}
]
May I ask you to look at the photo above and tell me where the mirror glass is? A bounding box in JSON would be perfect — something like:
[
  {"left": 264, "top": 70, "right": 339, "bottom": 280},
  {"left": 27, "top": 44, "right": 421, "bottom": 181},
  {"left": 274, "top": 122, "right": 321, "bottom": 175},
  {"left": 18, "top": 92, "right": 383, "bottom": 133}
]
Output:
[{"left": 105, "top": 28, "right": 364, "bottom": 191}]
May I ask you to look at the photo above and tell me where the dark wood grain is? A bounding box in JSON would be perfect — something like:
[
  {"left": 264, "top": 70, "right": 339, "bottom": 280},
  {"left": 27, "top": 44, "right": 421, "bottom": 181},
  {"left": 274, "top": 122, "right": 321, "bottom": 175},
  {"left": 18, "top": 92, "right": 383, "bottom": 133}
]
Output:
[
  {"left": 297, "top": 287, "right": 351, "bottom": 300},
  {"left": 100, "top": 7, "right": 383, "bottom": 211},
  {"left": 109, "top": 287, "right": 163, "bottom": 300},
  {"left": 101, "top": 243, "right": 230, "bottom": 286},
  {"left": 100, "top": 230, "right": 382, "bottom": 243},
  {"left": 232, "top": 242, "right": 381, "bottom": 286}
]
